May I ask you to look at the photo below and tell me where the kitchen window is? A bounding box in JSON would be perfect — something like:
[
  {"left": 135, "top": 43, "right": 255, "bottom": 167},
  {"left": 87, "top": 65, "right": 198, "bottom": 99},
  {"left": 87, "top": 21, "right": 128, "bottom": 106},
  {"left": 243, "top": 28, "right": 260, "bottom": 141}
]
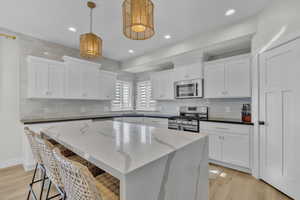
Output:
[
  {"left": 136, "top": 81, "right": 156, "bottom": 111},
  {"left": 111, "top": 80, "right": 133, "bottom": 111}
]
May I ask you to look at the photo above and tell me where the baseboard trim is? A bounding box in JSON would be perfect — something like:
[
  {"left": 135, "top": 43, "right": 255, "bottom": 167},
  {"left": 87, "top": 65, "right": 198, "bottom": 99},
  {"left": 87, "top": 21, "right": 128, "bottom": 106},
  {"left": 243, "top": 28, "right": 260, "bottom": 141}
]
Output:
[
  {"left": 209, "top": 159, "right": 251, "bottom": 174},
  {"left": 0, "top": 157, "right": 22, "bottom": 169}
]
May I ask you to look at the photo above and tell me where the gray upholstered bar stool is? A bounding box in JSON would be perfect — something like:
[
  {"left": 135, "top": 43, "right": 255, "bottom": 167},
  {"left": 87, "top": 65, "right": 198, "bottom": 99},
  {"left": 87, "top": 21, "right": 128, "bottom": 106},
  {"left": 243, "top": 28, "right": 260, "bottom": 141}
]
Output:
[{"left": 53, "top": 148, "right": 120, "bottom": 200}]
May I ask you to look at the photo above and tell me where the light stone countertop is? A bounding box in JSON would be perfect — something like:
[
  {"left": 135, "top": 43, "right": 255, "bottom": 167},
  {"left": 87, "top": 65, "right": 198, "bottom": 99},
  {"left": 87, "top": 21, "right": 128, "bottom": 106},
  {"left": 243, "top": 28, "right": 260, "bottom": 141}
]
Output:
[{"left": 41, "top": 120, "right": 207, "bottom": 176}]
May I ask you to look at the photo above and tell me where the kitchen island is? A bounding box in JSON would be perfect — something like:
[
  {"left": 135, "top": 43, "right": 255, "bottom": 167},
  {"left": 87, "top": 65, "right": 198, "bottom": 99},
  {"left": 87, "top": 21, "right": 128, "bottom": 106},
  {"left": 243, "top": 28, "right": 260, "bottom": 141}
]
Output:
[{"left": 40, "top": 120, "right": 208, "bottom": 200}]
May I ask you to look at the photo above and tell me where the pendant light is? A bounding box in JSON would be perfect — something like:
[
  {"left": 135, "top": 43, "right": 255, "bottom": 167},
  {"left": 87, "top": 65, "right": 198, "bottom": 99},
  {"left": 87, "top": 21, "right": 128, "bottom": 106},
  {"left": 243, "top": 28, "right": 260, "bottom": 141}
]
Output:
[
  {"left": 123, "top": 0, "right": 155, "bottom": 40},
  {"left": 80, "top": 1, "right": 102, "bottom": 58}
]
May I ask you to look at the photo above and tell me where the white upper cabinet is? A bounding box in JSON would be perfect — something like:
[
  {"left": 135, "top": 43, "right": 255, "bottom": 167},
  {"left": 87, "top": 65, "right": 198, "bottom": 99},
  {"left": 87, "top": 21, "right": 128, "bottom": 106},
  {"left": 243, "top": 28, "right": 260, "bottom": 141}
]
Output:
[
  {"left": 226, "top": 58, "right": 251, "bottom": 97},
  {"left": 64, "top": 56, "right": 117, "bottom": 100},
  {"left": 28, "top": 56, "right": 116, "bottom": 100},
  {"left": 98, "top": 71, "right": 117, "bottom": 100},
  {"left": 204, "top": 54, "right": 251, "bottom": 98},
  {"left": 27, "top": 56, "right": 65, "bottom": 99},
  {"left": 173, "top": 61, "right": 202, "bottom": 81},
  {"left": 204, "top": 62, "right": 225, "bottom": 98},
  {"left": 151, "top": 69, "right": 174, "bottom": 100},
  {"left": 64, "top": 61, "right": 84, "bottom": 99},
  {"left": 81, "top": 64, "right": 101, "bottom": 99}
]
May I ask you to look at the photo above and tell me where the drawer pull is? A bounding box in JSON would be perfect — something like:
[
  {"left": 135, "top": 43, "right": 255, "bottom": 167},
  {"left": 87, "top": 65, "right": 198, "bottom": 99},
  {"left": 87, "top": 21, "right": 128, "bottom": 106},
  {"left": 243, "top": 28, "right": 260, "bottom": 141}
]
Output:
[{"left": 215, "top": 127, "right": 229, "bottom": 130}]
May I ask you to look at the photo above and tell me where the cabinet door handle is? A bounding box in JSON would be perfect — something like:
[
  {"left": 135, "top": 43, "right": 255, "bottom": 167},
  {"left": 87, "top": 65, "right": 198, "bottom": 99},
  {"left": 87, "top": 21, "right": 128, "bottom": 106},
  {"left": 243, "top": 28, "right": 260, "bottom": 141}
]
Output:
[
  {"left": 259, "top": 121, "right": 265, "bottom": 125},
  {"left": 215, "top": 127, "right": 229, "bottom": 130}
]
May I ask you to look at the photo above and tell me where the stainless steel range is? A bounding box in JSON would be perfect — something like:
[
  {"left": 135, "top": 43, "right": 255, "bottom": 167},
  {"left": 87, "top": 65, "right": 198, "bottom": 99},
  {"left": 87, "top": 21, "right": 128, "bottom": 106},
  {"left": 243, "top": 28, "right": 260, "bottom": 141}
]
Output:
[{"left": 168, "top": 106, "right": 208, "bottom": 133}]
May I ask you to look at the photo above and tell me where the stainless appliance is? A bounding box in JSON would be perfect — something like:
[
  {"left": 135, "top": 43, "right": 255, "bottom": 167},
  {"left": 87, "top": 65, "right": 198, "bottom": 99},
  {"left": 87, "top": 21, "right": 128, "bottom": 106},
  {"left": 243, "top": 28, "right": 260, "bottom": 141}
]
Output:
[
  {"left": 168, "top": 106, "right": 208, "bottom": 133},
  {"left": 174, "top": 79, "right": 203, "bottom": 99}
]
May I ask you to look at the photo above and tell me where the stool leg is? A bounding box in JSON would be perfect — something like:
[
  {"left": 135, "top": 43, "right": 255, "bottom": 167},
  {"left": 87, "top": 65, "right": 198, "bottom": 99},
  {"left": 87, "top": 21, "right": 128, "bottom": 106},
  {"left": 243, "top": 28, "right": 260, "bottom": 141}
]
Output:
[
  {"left": 39, "top": 170, "right": 46, "bottom": 200},
  {"left": 26, "top": 163, "right": 38, "bottom": 200},
  {"left": 45, "top": 181, "right": 52, "bottom": 200}
]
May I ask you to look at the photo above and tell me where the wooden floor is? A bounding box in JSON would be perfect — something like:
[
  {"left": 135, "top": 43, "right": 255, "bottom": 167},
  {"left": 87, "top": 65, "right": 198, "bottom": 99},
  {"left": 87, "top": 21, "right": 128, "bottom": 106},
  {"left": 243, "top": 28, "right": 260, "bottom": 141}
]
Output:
[{"left": 0, "top": 164, "right": 293, "bottom": 200}]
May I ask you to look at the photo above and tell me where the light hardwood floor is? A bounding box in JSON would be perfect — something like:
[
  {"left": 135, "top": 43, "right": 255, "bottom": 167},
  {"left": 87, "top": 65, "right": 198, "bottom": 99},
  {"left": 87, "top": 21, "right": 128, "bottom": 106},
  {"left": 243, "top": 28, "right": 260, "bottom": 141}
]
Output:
[{"left": 0, "top": 164, "right": 293, "bottom": 200}]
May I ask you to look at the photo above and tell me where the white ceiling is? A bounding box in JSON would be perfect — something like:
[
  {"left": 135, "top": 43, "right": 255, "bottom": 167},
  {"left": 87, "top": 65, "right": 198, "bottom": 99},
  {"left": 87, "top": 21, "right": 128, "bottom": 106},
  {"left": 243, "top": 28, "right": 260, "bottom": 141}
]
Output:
[{"left": 0, "top": 0, "right": 270, "bottom": 61}]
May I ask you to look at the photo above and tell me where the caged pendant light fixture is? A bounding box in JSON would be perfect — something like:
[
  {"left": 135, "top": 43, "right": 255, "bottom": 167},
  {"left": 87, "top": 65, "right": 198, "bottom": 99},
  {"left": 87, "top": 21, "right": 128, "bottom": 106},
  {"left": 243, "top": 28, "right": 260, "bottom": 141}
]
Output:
[
  {"left": 123, "top": 0, "right": 155, "bottom": 40},
  {"left": 80, "top": 1, "right": 102, "bottom": 58}
]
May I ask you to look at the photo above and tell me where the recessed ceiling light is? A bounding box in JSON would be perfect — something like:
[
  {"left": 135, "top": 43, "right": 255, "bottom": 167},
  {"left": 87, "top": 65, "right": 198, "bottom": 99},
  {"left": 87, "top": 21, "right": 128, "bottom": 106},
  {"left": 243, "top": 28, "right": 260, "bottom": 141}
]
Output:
[
  {"left": 225, "top": 9, "right": 236, "bottom": 16},
  {"left": 164, "top": 35, "right": 171, "bottom": 39},
  {"left": 43, "top": 52, "right": 49, "bottom": 55},
  {"left": 128, "top": 49, "right": 134, "bottom": 54},
  {"left": 68, "top": 27, "right": 77, "bottom": 32}
]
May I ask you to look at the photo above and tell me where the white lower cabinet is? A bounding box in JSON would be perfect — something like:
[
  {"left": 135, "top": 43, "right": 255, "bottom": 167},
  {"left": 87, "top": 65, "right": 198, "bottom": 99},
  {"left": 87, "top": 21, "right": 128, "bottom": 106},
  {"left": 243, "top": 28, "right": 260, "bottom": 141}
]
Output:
[
  {"left": 143, "top": 117, "right": 168, "bottom": 128},
  {"left": 114, "top": 117, "right": 168, "bottom": 128},
  {"left": 200, "top": 121, "right": 252, "bottom": 171},
  {"left": 222, "top": 133, "right": 250, "bottom": 168},
  {"left": 208, "top": 133, "right": 222, "bottom": 161}
]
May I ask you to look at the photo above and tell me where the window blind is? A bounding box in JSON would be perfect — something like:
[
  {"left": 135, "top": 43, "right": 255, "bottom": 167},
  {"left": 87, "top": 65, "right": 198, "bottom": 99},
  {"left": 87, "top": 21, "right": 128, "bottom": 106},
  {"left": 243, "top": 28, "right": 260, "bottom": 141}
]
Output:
[
  {"left": 111, "top": 80, "right": 133, "bottom": 111},
  {"left": 136, "top": 81, "right": 156, "bottom": 111}
]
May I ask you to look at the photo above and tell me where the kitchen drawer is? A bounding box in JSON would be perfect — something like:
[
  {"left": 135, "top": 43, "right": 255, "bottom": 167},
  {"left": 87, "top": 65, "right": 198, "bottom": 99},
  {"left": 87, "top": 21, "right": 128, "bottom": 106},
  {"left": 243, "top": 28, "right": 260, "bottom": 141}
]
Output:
[
  {"left": 144, "top": 117, "right": 168, "bottom": 124},
  {"left": 115, "top": 117, "right": 144, "bottom": 124},
  {"left": 200, "top": 121, "right": 251, "bottom": 135},
  {"left": 144, "top": 118, "right": 168, "bottom": 127}
]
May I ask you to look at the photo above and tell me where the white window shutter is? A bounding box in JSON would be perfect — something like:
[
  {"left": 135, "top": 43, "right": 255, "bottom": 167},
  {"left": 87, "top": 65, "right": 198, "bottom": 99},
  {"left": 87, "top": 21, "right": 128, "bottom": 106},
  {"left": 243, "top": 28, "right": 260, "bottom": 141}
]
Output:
[
  {"left": 136, "top": 81, "right": 156, "bottom": 111},
  {"left": 111, "top": 80, "right": 133, "bottom": 111}
]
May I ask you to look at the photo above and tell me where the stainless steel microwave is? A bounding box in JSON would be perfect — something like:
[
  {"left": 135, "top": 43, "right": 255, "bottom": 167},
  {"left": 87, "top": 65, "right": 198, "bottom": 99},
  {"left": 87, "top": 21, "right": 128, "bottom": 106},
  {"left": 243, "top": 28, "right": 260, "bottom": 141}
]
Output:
[{"left": 174, "top": 79, "right": 203, "bottom": 99}]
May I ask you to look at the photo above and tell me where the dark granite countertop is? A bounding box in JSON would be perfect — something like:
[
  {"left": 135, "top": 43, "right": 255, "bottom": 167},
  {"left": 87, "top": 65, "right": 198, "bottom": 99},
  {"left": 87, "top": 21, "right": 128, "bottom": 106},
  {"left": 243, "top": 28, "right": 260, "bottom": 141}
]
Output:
[
  {"left": 21, "top": 113, "right": 175, "bottom": 124},
  {"left": 200, "top": 118, "right": 254, "bottom": 125},
  {"left": 22, "top": 113, "right": 253, "bottom": 125}
]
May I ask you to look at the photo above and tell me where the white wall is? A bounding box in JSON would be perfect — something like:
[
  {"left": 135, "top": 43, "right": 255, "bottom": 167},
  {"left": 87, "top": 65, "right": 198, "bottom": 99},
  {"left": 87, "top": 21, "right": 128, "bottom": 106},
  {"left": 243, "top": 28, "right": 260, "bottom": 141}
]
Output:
[
  {"left": 252, "top": 0, "right": 300, "bottom": 52},
  {"left": 0, "top": 37, "right": 23, "bottom": 168}
]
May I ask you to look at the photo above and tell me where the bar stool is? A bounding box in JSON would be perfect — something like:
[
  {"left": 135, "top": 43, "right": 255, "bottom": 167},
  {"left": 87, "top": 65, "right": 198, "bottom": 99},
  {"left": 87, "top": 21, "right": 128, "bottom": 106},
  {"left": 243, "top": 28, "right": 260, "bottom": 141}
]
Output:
[
  {"left": 35, "top": 136, "right": 105, "bottom": 200},
  {"left": 25, "top": 127, "right": 48, "bottom": 200},
  {"left": 53, "top": 148, "right": 120, "bottom": 200}
]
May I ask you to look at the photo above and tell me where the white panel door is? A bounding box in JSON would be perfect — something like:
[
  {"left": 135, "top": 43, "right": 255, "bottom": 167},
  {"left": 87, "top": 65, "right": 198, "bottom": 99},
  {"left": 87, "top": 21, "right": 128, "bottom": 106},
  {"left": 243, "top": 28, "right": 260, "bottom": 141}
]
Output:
[
  {"left": 48, "top": 63, "right": 65, "bottom": 98},
  {"left": 260, "top": 39, "right": 300, "bottom": 199},
  {"left": 204, "top": 63, "right": 225, "bottom": 98},
  {"left": 98, "top": 71, "right": 116, "bottom": 100},
  {"left": 65, "top": 63, "right": 83, "bottom": 98},
  {"left": 222, "top": 134, "right": 250, "bottom": 168},
  {"left": 226, "top": 58, "right": 251, "bottom": 97}
]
